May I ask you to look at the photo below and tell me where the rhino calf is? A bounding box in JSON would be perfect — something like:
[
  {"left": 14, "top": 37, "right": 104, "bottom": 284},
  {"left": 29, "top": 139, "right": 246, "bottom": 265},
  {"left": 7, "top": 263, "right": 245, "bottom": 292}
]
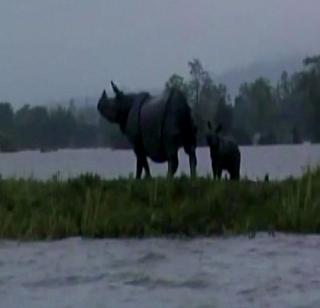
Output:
[{"left": 207, "top": 123, "right": 241, "bottom": 180}]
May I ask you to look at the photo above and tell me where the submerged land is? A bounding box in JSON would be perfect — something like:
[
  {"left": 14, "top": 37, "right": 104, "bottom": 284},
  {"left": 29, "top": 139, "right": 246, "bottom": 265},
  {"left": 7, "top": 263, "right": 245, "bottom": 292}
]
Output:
[{"left": 0, "top": 168, "right": 319, "bottom": 240}]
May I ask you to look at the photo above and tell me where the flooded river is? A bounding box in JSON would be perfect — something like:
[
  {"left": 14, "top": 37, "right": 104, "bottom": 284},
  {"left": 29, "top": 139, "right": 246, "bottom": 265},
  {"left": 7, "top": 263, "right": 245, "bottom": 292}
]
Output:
[
  {"left": 1, "top": 234, "right": 320, "bottom": 307},
  {"left": 0, "top": 144, "right": 319, "bottom": 180}
]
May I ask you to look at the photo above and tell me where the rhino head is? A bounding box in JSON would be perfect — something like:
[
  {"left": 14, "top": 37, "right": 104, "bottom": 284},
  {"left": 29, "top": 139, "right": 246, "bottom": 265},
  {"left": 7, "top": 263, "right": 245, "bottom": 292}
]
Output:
[
  {"left": 97, "top": 81, "right": 129, "bottom": 124},
  {"left": 207, "top": 122, "right": 222, "bottom": 148}
]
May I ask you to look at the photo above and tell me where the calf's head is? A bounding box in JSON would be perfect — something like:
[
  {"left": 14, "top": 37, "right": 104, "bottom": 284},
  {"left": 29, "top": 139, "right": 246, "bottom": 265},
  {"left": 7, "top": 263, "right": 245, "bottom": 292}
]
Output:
[{"left": 207, "top": 122, "right": 222, "bottom": 148}]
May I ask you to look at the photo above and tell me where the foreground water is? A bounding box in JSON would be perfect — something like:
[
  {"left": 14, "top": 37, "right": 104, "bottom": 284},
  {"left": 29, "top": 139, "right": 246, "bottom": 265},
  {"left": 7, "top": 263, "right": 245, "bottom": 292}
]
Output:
[
  {"left": 1, "top": 234, "right": 320, "bottom": 308},
  {"left": 0, "top": 144, "right": 320, "bottom": 180}
]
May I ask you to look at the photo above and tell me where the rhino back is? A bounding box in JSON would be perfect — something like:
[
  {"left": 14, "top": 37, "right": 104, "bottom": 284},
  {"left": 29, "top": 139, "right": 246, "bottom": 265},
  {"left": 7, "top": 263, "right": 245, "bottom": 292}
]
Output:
[
  {"left": 126, "top": 90, "right": 192, "bottom": 162},
  {"left": 140, "top": 98, "right": 167, "bottom": 162},
  {"left": 162, "top": 94, "right": 193, "bottom": 153},
  {"left": 124, "top": 93, "right": 150, "bottom": 145}
]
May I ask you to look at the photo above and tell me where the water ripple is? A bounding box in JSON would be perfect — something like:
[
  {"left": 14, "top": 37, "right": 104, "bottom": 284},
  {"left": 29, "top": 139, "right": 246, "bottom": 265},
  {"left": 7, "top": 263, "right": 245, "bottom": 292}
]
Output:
[
  {"left": 137, "top": 252, "right": 167, "bottom": 264},
  {"left": 23, "top": 273, "right": 108, "bottom": 289},
  {"left": 123, "top": 273, "right": 209, "bottom": 290}
]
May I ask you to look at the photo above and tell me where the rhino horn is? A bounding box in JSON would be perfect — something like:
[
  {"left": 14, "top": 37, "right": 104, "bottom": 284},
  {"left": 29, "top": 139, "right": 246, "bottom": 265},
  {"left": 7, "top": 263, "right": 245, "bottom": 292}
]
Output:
[{"left": 111, "top": 81, "right": 121, "bottom": 96}]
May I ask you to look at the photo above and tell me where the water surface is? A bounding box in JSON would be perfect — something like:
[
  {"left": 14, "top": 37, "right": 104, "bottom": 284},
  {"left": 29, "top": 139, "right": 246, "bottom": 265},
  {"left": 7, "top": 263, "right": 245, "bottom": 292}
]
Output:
[
  {"left": 0, "top": 144, "right": 319, "bottom": 180},
  {"left": 1, "top": 234, "right": 320, "bottom": 308}
]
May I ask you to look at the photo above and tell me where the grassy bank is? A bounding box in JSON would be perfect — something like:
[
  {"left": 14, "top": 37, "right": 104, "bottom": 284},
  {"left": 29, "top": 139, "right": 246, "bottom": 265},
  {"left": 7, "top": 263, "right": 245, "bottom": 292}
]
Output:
[{"left": 0, "top": 169, "right": 320, "bottom": 240}]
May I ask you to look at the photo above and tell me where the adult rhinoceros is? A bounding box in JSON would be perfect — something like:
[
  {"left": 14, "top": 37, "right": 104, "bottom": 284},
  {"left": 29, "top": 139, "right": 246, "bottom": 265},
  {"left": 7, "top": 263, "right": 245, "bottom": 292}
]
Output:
[{"left": 97, "top": 82, "right": 197, "bottom": 179}]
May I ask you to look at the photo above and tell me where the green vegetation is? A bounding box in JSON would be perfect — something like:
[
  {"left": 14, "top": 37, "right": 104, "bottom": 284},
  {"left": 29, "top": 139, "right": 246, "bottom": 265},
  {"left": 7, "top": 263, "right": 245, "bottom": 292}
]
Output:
[
  {"left": 0, "top": 101, "right": 128, "bottom": 152},
  {"left": 0, "top": 168, "right": 320, "bottom": 240},
  {"left": 166, "top": 55, "right": 320, "bottom": 145}
]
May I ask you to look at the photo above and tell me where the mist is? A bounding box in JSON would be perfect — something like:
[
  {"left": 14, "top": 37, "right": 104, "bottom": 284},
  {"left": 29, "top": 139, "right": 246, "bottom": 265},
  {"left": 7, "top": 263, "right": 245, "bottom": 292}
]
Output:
[{"left": 1, "top": 0, "right": 320, "bottom": 105}]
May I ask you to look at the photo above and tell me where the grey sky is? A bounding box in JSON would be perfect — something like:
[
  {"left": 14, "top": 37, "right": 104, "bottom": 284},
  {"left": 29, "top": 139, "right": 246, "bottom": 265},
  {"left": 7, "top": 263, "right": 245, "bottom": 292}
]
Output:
[{"left": 1, "top": 0, "right": 320, "bottom": 105}]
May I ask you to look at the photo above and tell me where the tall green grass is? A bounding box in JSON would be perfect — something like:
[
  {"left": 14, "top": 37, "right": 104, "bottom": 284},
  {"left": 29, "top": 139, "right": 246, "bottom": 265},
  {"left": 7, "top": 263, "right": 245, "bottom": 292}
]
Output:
[{"left": 0, "top": 169, "right": 320, "bottom": 240}]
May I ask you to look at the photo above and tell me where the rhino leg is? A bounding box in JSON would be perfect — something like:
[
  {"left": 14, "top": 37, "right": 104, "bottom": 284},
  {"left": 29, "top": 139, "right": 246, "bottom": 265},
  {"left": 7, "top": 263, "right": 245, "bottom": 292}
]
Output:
[
  {"left": 212, "top": 163, "right": 218, "bottom": 179},
  {"left": 135, "top": 154, "right": 151, "bottom": 179},
  {"left": 229, "top": 169, "right": 240, "bottom": 180},
  {"left": 135, "top": 156, "right": 143, "bottom": 179},
  {"left": 229, "top": 153, "right": 241, "bottom": 180},
  {"left": 184, "top": 146, "right": 197, "bottom": 178},
  {"left": 213, "top": 165, "right": 222, "bottom": 180},
  {"left": 142, "top": 156, "right": 151, "bottom": 178},
  {"left": 230, "top": 173, "right": 239, "bottom": 180},
  {"left": 168, "top": 153, "right": 178, "bottom": 177},
  {"left": 212, "top": 167, "right": 217, "bottom": 179},
  {"left": 232, "top": 168, "right": 241, "bottom": 180}
]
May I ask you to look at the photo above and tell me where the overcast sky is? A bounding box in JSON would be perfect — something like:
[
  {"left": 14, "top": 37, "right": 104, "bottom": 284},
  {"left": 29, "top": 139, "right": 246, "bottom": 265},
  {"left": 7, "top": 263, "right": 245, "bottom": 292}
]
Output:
[{"left": 1, "top": 0, "right": 320, "bottom": 105}]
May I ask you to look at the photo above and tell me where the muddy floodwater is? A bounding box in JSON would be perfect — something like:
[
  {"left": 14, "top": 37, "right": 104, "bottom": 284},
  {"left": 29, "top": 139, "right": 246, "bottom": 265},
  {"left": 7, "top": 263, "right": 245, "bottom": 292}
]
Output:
[
  {"left": 0, "top": 144, "right": 319, "bottom": 180},
  {"left": 1, "top": 234, "right": 320, "bottom": 308}
]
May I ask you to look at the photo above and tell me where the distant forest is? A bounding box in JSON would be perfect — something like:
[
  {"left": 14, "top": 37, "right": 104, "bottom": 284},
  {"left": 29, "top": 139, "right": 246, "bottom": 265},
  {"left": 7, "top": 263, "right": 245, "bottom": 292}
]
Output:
[{"left": 0, "top": 54, "right": 319, "bottom": 152}]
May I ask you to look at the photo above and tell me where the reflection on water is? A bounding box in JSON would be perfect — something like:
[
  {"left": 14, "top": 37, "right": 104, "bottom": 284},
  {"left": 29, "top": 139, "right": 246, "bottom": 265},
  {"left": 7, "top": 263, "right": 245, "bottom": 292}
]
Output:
[
  {"left": 0, "top": 144, "right": 319, "bottom": 180},
  {"left": 1, "top": 234, "right": 320, "bottom": 307}
]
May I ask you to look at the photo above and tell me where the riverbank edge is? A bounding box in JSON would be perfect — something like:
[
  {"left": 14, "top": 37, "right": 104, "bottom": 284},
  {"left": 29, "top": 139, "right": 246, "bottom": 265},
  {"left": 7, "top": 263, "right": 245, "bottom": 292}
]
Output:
[{"left": 0, "top": 169, "right": 319, "bottom": 240}]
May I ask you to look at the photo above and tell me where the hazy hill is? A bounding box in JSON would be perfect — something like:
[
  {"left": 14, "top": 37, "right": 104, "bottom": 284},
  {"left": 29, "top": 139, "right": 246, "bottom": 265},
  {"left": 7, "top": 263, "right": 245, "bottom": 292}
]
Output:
[
  {"left": 60, "top": 55, "right": 305, "bottom": 108},
  {"left": 215, "top": 55, "right": 304, "bottom": 99}
]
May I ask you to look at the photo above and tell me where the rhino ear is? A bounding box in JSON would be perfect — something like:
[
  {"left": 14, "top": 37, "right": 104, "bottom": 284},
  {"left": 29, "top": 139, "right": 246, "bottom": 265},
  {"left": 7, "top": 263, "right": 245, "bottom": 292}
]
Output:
[
  {"left": 216, "top": 124, "right": 222, "bottom": 133},
  {"left": 207, "top": 121, "right": 212, "bottom": 130},
  {"left": 111, "top": 81, "right": 121, "bottom": 96},
  {"left": 102, "top": 90, "right": 107, "bottom": 98}
]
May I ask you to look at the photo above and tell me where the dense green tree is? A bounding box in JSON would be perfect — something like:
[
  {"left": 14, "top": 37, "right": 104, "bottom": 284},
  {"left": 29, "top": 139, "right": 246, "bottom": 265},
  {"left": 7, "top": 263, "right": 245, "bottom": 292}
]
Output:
[
  {"left": 15, "top": 105, "right": 51, "bottom": 149},
  {"left": 183, "top": 59, "right": 232, "bottom": 143},
  {"left": 298, "top": 56, "right": 320, "bottom": 141},
  {"left": 164, "top": 74, "right": 187, "bottom": 94},
  {"left": 0, "top": 102, "right": 15, "bottom": 151},
  {"left": 47, "top": 106, "right": 77, "bottom": 148},
  {"left": 0, "top": 103, "right": 14, "bottom": 133},
  {"left": 188, "top": 58, "right": 205, "bottom": 106},
  {"left": 234, "top": 78, "right": 278, "bottom": 144}
]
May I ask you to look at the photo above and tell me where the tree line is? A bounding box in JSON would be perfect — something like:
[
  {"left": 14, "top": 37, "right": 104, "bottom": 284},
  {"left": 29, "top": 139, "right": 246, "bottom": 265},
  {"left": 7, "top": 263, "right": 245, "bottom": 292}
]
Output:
[
  {"left": 166, "top": 55, "right": 320, "bottom": 145},
  {"left": 0, "top": 54, "right": 319, "bottom": 152},
  {"left": 0, "top": 102, "right": 129, "bottom": 152}
]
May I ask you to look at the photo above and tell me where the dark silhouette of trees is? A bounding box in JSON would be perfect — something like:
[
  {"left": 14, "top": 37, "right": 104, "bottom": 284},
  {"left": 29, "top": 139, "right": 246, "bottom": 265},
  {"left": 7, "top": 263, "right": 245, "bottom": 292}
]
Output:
[{"left": 164, "top": 54, "right": 320, "bottom": 145}]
